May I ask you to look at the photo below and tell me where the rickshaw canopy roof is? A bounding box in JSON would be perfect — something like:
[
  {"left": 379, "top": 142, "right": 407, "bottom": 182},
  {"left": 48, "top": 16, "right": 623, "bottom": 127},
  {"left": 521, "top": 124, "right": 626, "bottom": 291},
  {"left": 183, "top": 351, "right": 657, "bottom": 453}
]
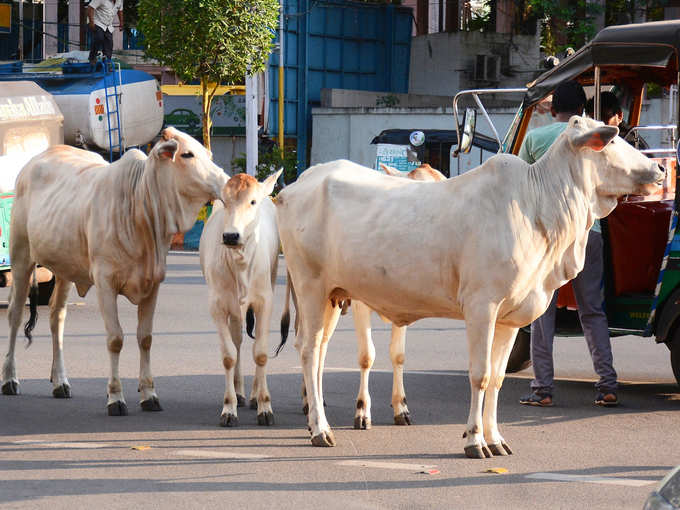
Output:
[{"left": 524, "top": 20, "right": 680, "bottom": 108}]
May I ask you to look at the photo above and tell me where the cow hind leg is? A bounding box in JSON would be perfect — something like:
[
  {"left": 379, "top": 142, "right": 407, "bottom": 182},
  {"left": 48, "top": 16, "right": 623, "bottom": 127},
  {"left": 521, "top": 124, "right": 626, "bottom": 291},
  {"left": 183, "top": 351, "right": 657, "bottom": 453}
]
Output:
[
  {"left": 352, "top": 301, "right": 374, "bottom": 430},
  {"left": 483, "top": 324, "right": 518, "bottom": 456},
  {"left": 2, "top": 253, "right": 35, "bottom": 396},
  {"left": 251, "top": 299, "right": 274, "bottom": 426},
  {"left": 389, "top": 325, "right": 411, "bottom": 425},
  {"left": 463, "top": 302, "right": 499, "bottom": 459},
  {"left": 49, "top": 277, "right": 73, "bottom": 398},
  {"left": 317, "top": 302, "right": 341, "bottom": 422},
  {"left": 137, "top": 283, "right": 162, "bottom": 411},
  {"left": 297, "top": 285, "right": 338, "bottom": 446}
]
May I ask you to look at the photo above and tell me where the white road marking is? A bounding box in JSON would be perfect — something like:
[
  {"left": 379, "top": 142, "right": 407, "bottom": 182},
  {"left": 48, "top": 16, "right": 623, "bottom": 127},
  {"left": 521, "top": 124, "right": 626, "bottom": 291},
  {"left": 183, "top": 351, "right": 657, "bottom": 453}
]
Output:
[
  {"left": 337, "top": 460, "right": 437, "bottom": 471},
  {"left": 13, "top": 440, "right": 113, "bottom": 449},
  {"left": 526, "top": 472, "right": 657, "bottom": 487},
  {"left": 174, "top": 449, "right": 269, "bottom": 460}
]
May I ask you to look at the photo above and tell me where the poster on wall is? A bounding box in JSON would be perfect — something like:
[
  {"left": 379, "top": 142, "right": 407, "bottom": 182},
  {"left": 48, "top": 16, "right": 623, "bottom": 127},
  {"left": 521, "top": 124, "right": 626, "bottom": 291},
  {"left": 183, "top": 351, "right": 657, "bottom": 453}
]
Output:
[
  {"left": 375, "top": 143, "right": 420, "bottom": 173},
  {"left": 162, "top": 93, "right": 246, "bottom": 138}
]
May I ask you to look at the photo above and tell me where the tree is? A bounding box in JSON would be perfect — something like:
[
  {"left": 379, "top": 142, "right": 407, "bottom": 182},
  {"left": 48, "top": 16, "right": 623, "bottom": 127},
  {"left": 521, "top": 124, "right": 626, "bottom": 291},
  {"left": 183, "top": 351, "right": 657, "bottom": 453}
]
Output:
[{"left": 137, "top": 0, "right": 279, "bottom": 151}]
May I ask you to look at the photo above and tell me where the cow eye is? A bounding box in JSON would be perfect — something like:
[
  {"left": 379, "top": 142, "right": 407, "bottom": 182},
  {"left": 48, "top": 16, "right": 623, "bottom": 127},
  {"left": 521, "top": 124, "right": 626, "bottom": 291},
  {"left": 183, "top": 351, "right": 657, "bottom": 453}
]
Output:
[
  {"left": 250, "top": 199, "right": 256, "bottom": 205},
  {"left": 181, "top": 152, "right": 194, "bottom": 158}
]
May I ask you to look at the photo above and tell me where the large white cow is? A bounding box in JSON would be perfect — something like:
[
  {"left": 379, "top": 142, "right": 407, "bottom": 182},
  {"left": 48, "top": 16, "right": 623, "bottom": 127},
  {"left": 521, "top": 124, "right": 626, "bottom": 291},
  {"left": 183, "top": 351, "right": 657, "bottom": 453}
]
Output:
[
  {"left": 1, "top": 127, "right": 228, "bottom": 416},
  {"left": 275, "top": 117, "right": 664, "bottom": 456},
  {"left": 200, "top": 170, "right": 282, "bottom": 427}
]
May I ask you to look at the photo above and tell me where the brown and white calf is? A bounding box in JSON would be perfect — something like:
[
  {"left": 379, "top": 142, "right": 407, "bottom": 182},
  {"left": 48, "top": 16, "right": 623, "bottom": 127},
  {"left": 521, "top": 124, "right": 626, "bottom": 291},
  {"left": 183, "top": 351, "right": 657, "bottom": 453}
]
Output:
[
  {"left": 200, "top": 170, "right": 282, "bottom": 427},
  {"left": 276, "top": 117, "right": 663, "bottom": 455}
]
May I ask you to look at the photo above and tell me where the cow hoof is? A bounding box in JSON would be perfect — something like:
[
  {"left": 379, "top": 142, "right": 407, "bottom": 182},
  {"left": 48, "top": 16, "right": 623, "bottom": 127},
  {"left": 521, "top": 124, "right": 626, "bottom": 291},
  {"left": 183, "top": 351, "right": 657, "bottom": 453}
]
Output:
[
  {"left": 257, "top": 411, "right": 275, "bottom": 426},
  {"left": 107, "top": 401, "right": 128, "bottom": 416},
  {"left": 1, "top": 380, "right": 19, "bottom": 395},
  {"left": 464, "top": 445, "right": 492, "bottom": 459},
  {"left": 220, "top": 413, "right": 238, "bottom": 427},
  {"left": 394, "top": 412, "right": 412, "bottom": 426},
  {"left": 488, "top": 443, "right": 509, "bottom": 456},
  {"left": 52, "top": 384, "right": 71, "bottom": 399},
  {"left": 311, "top": 430, "right": 336, "bottom": 447},
  {"left": 353, "top": 416, "right": 371, "bottom": 430},
  {"left": 140, "top": 397, "right": 163, "bottom": 412},
  {"left": 302, "top": 404, "right": 309, "bottom": 416},
  {"left": 236, "top": 394, "right": 246, "bottom": 407},
  {"left": 249, "top": 398, "right": 257, "bottom": 410}
]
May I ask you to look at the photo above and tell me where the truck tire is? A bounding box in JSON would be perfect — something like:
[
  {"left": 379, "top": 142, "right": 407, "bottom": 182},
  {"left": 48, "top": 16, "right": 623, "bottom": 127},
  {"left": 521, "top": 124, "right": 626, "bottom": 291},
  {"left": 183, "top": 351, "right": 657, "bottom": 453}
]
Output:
[
  {"left": 506, "top": 328, "right": 532, "bottom": 373},
  {"left": 37, "top": 277, "right": 55, "bottom": 306}
]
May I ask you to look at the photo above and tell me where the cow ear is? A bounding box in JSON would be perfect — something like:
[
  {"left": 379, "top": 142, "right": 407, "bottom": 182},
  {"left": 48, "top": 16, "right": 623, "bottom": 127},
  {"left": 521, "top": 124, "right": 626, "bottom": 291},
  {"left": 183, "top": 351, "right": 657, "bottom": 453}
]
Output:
[
  {"left": 380, "top": 163, "right": 400, "bottom": 176},
  {"left": 572, "top": 125, "right": 619, "bottom": 152},
  {"left": 156, "top": 139, "right": 179, "bottom": 161},
  {"left": 262, "top": 168, "right": 283, "bottom": 197}
]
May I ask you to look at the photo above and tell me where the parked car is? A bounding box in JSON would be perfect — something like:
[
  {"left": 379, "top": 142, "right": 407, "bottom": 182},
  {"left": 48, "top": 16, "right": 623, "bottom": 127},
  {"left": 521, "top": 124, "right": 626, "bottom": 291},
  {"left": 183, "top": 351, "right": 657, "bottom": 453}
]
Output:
[{"left": 644, "top": 465, "right": 680, "bottom": 510}]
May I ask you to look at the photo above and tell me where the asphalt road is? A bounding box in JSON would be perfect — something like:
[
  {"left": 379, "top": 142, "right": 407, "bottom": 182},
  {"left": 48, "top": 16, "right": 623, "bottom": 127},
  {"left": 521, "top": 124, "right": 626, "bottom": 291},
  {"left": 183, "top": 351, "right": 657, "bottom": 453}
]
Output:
[{"left": 1, "top": 252, "right": 680, "bottom": 509}]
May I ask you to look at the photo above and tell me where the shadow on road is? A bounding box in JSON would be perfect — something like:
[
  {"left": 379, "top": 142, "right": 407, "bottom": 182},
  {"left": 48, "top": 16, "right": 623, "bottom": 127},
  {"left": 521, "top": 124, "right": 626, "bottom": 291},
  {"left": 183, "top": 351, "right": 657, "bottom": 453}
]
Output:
[{"left": 1, "top": 371, "right": 679, "bottom": 436}]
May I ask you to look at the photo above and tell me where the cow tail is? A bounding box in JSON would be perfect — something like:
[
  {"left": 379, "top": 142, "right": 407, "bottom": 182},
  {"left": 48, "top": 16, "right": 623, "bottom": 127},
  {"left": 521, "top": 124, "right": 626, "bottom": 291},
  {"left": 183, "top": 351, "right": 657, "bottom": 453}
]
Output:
[
  {"left": 274, "top": 272, "right": 293, "bottom": 356},
  {"left": 23, "top": 269, "right": 39, "bottom": 347},
  {"left": 246, "top": 306, "right": 255, "bottom": 339}
]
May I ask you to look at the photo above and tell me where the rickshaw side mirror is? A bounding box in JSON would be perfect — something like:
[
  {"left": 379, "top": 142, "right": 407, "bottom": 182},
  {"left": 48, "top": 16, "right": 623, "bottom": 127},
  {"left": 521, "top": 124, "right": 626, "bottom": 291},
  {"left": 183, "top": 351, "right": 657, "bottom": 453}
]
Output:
[{"left": 460, "top": 107, "right": 476, "bottom": 154}]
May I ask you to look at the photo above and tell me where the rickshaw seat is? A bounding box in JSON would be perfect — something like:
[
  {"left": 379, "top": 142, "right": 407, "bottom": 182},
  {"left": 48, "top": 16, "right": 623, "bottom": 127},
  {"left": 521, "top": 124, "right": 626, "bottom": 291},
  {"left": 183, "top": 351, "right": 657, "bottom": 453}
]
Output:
[{"left": 607, "top": 198, "right": 673, "bottom": 296}]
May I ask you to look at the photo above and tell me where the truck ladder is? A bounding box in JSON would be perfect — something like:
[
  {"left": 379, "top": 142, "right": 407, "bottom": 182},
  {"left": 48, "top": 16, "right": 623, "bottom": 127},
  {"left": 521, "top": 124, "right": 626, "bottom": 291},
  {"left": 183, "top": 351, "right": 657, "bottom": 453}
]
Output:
[{"left": 102, "top": 59, "right": 123, "bottom": 162}]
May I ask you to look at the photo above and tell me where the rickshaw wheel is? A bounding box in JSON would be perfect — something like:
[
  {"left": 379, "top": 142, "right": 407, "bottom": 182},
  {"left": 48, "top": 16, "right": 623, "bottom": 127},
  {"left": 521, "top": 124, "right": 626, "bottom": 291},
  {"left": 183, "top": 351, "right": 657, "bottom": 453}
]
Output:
[
  {"left": 670, "top": 340, "right": 680, "bottom": 387},
  {"left": 506, "top": 328, "right": 532, "bottom": 373}
]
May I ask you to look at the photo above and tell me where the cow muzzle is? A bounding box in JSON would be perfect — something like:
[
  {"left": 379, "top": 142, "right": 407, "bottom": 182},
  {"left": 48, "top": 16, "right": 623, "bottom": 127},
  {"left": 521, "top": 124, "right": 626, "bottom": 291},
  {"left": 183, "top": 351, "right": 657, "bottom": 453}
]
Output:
[
  {"left": 635, "top": 162, "right": 666, "bottom": 195},
  {"left": 222, "top": 232, "right": 241, "bottom": 247}
]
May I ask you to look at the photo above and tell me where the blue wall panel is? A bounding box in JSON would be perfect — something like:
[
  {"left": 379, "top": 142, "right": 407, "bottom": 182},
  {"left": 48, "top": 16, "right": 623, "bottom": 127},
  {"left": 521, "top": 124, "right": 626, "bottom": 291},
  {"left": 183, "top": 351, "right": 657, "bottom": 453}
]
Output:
[{"left": 269, "top": 0, "right": 413, "bottom": 171}]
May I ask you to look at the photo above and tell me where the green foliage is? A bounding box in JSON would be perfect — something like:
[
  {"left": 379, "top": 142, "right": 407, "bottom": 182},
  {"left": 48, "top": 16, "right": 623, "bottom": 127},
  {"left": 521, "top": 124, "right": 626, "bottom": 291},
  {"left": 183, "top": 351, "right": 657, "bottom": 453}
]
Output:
[
  {"left": 376, "top": 94, "right": 400, "bottom": 107},
  {"left": 232, "top": 143, "right": 298, "bottom": 190},
  {"left": 525, "top": 0, "right": 602, "bottom": 55},
  {"left": 138, "top": 0, "right": 279, "bottom": 85},
  {"left": 138, "top": 0, "right": 278, "bottom": 149}
]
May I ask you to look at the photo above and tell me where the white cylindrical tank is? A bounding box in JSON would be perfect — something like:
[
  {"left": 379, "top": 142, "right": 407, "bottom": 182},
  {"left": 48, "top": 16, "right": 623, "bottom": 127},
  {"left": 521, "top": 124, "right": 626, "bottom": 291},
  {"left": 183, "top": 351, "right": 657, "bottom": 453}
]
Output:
[{"left": 42, "top": 69, "right": 164, "bottom": 151}]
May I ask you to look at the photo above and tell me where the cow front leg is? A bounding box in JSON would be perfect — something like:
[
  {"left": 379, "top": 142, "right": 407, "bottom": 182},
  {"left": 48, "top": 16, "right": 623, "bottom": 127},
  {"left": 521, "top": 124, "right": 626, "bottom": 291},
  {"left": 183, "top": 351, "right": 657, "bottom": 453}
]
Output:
[
  {"left": 2, "top": 255, "right": 35, "bottom": 396},
  {"left": 212, "top": 300, "right": 239, "bottom": 426},
  {"left": 95, "top": 279, "right": 127, "bottom": 416},
  {"left": 463, "top": 302, "right": 498, "bottom": 458},
  {"left": 483, "top": 324, "right": 517, "bottom": 456},
  {"left": 137, "top": 283, "right": 161, "bottom": 412},
  {"left": 389, "top": 324, "right": 411, "bottom": 425},
  {"left": 49, "top": 277, "right": 73, "bottom": 398},
  {"left": 250, "top": 299, "right": 274, "bottom": 426},
  {"left": 352, "top": 301, "right": 374, "bottom": 429},
  {"left": 227, "top": 315, "right": 247, "bottom": 407}
]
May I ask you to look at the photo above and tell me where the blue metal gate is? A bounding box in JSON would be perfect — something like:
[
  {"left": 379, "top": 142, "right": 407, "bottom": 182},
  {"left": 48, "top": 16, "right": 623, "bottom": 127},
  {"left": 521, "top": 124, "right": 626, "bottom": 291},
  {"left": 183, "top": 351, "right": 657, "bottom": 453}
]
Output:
[{"left": 268, "top": 0, "right": 413, "bottom": 171}]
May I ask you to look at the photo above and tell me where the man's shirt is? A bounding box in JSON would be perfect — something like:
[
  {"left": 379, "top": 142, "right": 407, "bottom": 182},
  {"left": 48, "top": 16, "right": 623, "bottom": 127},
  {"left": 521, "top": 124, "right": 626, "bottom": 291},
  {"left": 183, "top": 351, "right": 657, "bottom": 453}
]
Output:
[
  {"left": 518, "top": 121, "right": 601, "bottom": 233},
  {"left": 90, "top": 0, "right": 123, "bottom": 33}
]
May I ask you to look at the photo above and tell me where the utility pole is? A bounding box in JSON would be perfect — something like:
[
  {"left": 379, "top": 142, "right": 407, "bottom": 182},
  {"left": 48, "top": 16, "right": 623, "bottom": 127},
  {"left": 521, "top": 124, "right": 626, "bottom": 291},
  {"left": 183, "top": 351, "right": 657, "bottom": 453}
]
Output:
[
  {"left": 245, "top": 72, "right": 258, "bottom": 176},
  {"left": 18, "top": 0, "right": 23, "bottom": 60}
]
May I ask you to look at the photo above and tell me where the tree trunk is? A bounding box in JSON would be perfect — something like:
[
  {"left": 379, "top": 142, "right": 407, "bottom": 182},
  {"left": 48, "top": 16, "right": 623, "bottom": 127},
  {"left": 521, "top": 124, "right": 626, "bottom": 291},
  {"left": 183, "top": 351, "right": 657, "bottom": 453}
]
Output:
[{"left": 201, "top": 80, "right": 212, "bottom": 151}]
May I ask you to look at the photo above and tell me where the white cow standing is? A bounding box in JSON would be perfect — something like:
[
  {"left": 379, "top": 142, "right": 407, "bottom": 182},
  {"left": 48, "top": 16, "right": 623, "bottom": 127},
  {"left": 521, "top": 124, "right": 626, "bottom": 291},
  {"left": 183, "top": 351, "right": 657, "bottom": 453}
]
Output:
[
  {"left": 1, "top": 127, "right": 228, "bottom": 416},
  {"left": 290, "top": 163, "right": 446, "bottom": 428},
  {"left": 200, "top": 170, "right": 282, "bottom": 427},
  {"left": 353, "top": 162, "right": 446, "bottom": 429},
  {"left": 275, "top": 117, "right": 664, "bottom": 456}
]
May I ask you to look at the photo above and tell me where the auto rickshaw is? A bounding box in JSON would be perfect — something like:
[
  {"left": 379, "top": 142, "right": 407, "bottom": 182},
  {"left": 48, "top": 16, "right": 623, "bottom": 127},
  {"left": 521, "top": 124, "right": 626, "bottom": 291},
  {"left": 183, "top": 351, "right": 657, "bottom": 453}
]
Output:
[{"left": 454, "top": 20, "right": 680, "bottom": 385}]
